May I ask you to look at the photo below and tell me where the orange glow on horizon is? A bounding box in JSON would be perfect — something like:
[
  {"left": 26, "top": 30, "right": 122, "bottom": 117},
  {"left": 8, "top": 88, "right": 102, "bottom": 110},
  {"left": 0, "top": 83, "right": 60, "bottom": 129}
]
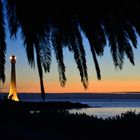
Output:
[{"left": 4, "top": 80, "right": 140, "bottom": 93}]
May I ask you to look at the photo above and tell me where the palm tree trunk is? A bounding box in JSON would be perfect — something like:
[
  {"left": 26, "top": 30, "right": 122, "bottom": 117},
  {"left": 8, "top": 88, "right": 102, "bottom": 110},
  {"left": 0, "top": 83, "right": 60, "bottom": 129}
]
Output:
[{"left": 35, "top": 43, "right": 45, "bottom": 101}]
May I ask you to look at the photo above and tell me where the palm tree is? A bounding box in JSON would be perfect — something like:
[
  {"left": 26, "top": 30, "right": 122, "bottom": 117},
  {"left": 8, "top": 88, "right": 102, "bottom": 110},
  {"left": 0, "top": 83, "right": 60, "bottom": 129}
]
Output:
[
  {"left": 5, "top": 0, "right": 89, "bottom": 101},
  {"left": 0, "top": 0, "right": 139, "bottom": 100},
  {"left": 0, "top": 0, "right": 6, "bottom": 84}
]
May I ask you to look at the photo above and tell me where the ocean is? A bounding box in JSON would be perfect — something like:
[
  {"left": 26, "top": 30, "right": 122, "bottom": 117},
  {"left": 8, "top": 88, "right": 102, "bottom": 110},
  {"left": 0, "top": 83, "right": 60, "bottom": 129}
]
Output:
[{"left": 1, "top": 93, "right": 140, "bottom": 118}]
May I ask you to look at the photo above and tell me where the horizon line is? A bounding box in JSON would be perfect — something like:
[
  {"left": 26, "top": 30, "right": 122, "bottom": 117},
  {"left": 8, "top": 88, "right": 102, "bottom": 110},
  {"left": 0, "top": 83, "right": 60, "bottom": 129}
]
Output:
[{"left": 1, "top": 91, "right": 140, "bottom": 94}]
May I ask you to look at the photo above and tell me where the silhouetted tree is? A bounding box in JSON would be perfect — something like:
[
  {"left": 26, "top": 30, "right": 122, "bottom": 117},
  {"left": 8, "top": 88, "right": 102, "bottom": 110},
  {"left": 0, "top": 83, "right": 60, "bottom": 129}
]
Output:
[
  {"left": 0, "top": 0, "right": 139, "bottom": 100},
  {"left": 0, "top": 0, "right": 6, "bottom": 83}
]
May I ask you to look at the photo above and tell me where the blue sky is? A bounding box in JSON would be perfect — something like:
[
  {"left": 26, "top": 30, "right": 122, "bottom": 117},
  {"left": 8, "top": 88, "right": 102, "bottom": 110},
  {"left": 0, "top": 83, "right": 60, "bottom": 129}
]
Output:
[{"left": 3, "top": 26, "right": 140, "bottom": 93}]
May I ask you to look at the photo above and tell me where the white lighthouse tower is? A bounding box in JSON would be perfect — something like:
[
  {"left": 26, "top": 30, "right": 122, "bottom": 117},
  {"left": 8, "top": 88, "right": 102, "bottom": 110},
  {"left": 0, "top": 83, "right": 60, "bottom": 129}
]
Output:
[{"left": 8, "top": 55, "right": 19, "bottom": 101}]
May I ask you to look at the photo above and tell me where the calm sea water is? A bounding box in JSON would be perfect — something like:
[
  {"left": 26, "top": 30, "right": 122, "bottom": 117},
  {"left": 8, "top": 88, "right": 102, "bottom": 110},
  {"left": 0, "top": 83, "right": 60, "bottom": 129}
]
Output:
[
  {"left": 67, "top": 99, "right": 140, "bottom": 118},
  {"left": 2, "top": 93, "right": 140, "bottom": 118},
  {"left": 45, "top": 98, "right": 140, "bottom": 118},
  {"left": 44, "top": 98, "right": 140, "bottom": 118},
  {"left": 69, "top": 107, "right": 140, "bottom": 119}
]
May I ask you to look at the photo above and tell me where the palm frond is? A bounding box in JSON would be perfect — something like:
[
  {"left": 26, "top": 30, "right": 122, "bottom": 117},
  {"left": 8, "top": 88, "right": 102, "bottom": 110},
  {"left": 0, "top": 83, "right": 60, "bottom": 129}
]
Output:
[
  {"left": 117, "top": 30, "right": 135, "bottom": 67},
  {"left": 69, "top": 24, "right": 88, "bottom": 88},
  {"left": 21, "top": 29, "right": 35, "bottom": 68},
  {"left": 39, "top": 34, "right": 52, "bottom": 73},
  {"left": 104, "top": 15, "right": 136, "bottom": 69},
  {"left": 52, "top": 30, "right": 66, "bottom": 87},
  {"left": 0, "top": 0, "right": 6, "bottom": 83},
  {"left": 103, "top": 16, "right": 119, "bottom": 68},
  {"left": 89, "top": 43, "right": 101, "bottom": 80},
  {"left": 124, "top": 23, "right": 137, "bottom": 48},
  {"left": 78, "top": 15, "right": 106, "bottom": 56},
  {"left": 74, "top": 25, "right": 88, "bottom": 88},
  {"left": 78, "top": 15, "right": 102, "bottom": 79},
  {"left": 6, "top": 0, "right": 20, "bottom": 38}
]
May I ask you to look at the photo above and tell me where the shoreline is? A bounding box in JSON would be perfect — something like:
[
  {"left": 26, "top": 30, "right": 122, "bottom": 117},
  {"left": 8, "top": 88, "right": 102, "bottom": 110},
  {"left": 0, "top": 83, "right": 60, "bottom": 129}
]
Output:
[
  {"left": 0, "top": 99, "right": 90, "bottom": 110},
  {"left": 0, "top": 101, "right": 140, "bottom": 139},
  {"left": 2, "top": 93, "right": 140, "bottom": 101}
]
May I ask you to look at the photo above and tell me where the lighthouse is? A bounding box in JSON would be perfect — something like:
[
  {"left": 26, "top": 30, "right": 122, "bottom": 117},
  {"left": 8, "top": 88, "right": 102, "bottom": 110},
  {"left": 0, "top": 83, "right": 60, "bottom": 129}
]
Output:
[{"left": 8, "top": 55, "right": 19, "bottom": 101}]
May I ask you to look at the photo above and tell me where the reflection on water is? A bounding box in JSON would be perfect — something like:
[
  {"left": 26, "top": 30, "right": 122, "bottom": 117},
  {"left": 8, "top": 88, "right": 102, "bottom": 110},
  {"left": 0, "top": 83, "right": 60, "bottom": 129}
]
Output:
[
  {"left": 68, "top": 99, "right": 140, "bottom": 119},
  {"left": 69, "top": 107, "right": 140, "bottom": 119},
  {"left": 78, "top": 99, "right": 140, "bottom": 107}
]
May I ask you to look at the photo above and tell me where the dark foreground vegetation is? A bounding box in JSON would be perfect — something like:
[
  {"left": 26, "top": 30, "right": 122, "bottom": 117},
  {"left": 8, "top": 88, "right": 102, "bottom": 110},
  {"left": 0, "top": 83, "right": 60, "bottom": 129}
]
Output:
[{"left": 0, "top": 100, "right": 140, "bottom": 140}]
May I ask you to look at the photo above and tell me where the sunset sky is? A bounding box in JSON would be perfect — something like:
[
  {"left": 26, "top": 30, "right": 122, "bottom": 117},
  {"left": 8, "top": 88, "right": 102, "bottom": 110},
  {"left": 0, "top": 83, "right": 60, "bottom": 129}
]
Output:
[{"left": 3, "top": 29, "right": 140, "bottom": 93}]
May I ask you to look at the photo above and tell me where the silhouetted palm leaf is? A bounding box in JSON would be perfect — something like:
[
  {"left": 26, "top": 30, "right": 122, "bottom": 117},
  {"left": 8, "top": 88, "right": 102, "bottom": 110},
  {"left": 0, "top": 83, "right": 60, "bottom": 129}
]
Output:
[
  {"left": 6, "top": 0, "right": 19, "bottom": 38},
  {"left": 39, "top": 34, "right": 52, "bottom": 73},
  {"left": 103, "top": 15, "right": 136, "bottom": 69},
  {"left": 52, "top": 30, "right": 66, "bottom": 87},
  {"left": 0, "top": 0, "right": 6, "bottom": 83},
  {"left": 77, "top": 15, "right": 104, "bottom": 79},
  {"left": 70, "top": 27, "right": 88, "bottom": 89},
  {"left": 4, "top": 0, "right": 140, "bottom": 99}
]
